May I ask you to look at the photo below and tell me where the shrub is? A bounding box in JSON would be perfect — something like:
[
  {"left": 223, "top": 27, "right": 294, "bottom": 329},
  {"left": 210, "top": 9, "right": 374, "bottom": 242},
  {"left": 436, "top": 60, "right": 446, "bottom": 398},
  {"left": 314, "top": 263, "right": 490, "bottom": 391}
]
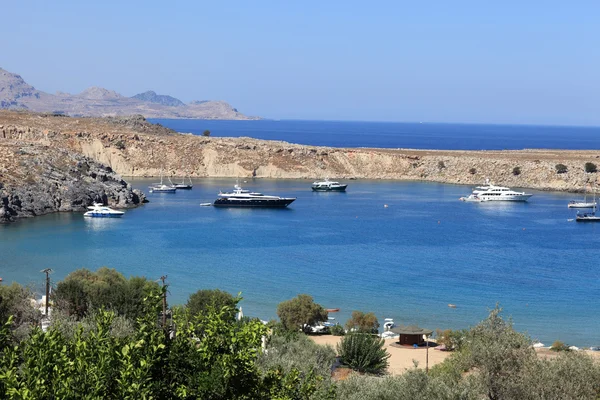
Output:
[
  {"left": 277, "top": 294, "right": 328, "bottom": 333},
  {"left": 469, "top": 167, "right": 477, "bottom": 175},
  {"left": 186, "top": 289, "right": 237, "bottom": 321},
  {"left": 345, "top": 311, "right": 380, "bottom": 334},
  {"left": 202, "top": 129, "right": 211, "bottom": 137},
  {"left": 435, "top": 328, "right": 469, "bottom": 351},
  {"left": 330, "top": 324, "right": 345, "bottom": 336},
  {"left": 114, "top": 140, "right": 125, "bottom": 150},
  {"left": 512, "top": 166, "right": 521, "bottom": 176},
  {"left": 337, "top": 333, "right": 390, "bottom": 374},
  {"left": 555, "top": 163, "right": 568, "bottom": 174},
  {"left": 550, "top": 340, "right": 570, "bottom": 352},
  {"left": 585, "top": 162, "right": 597, "bottom": 173},
  {"left": 437, "top": 161, "right": 446, "bottom": 170}
]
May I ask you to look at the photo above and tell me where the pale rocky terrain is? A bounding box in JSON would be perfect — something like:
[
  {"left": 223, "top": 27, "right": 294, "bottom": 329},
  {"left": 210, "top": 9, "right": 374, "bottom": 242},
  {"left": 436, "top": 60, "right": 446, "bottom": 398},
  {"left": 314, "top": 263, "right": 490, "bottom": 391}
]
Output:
[
  {"left": 1, "top": 110, "right": 599, "bottom": 221},
  {"left": 0, "top": 67, "right": 258, "bottom": 120}
]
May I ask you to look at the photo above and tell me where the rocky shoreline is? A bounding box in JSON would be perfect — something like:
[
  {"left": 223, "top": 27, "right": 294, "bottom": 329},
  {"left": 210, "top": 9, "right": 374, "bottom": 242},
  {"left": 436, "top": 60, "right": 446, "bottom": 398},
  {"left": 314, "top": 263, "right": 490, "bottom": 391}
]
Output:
[{"left": 1, "top": 110, "right": 599, "bottom": 221}]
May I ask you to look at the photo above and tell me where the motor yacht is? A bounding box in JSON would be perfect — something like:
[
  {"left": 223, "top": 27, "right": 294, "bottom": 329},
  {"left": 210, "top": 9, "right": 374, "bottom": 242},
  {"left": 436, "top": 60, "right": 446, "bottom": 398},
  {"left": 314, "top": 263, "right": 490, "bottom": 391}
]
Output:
[
  {"left": 213, "top": 184, "right": 296, "bottom": 208},
  {"left": 83, "top": 203, "right": 125, "bottom": 218},
  {"left": 311, "top": 178, "right": 348, "bottom": 192},
  {"left": 460, "top": 183, "right": 532, "bottom": 202}
]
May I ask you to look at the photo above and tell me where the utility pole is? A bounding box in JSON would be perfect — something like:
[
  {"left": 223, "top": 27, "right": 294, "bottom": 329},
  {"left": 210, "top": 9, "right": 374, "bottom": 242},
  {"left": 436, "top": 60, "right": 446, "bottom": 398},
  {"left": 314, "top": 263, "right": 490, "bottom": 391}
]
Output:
[
  {"left": 160, "top": 275, "right": 168, "bottom": 329},
  {"left": 426, "top": 334, "right": 430, "bottom": 374},
  {"left": 41, "top": 268, "right": 52, "bottom": 316}
]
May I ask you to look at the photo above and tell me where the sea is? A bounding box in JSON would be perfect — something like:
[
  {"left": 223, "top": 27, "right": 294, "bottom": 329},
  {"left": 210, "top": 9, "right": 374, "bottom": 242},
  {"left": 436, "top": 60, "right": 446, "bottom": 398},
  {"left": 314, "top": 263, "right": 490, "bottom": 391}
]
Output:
[{"left": 1, "top": 120, "right": 600, "bottom": 347}]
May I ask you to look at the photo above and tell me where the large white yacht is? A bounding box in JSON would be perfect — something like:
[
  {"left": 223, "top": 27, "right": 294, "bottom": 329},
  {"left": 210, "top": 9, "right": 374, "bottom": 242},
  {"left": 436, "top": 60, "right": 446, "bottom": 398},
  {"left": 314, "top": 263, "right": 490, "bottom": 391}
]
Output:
[
  {"left": 213, "top": 184, "right": 296, "bottom": 208},
  {"left": 83, "top": 203, "right": 125, "bottom": 218},
  {"left": 460, "top": 182, "right": 532, "bottom": 202}
]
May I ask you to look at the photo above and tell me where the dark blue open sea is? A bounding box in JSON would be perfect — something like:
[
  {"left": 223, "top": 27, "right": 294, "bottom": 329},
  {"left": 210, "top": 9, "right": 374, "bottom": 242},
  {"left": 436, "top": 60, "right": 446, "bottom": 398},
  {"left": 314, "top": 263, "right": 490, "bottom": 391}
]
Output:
[
  {"left": 150, "top": 119, "right": 600, "bottom": 150},
  {"left": 1, "top": 178, "right": 599, "bottom": 347}
]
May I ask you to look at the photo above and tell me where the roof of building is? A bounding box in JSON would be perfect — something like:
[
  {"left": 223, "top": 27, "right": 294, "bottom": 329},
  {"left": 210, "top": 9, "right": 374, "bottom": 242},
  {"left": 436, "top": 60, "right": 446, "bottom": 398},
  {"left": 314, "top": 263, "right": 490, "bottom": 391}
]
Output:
[{"left": 390, "top": 325, "right": 433, "bottom": 335}]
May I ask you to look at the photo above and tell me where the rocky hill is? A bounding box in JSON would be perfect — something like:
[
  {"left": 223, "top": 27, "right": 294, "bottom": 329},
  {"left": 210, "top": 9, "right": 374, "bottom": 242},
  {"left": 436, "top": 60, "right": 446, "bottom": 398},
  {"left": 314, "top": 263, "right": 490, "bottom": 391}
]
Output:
[
  {"left": 132, "top": 91, "right": 185, "bottom": 107},
  {"left": 1, "top": 110, "right": 599, "bottom": 199},
  {"left": 0, "top": 67, "right": 258, "bottom": 120}
]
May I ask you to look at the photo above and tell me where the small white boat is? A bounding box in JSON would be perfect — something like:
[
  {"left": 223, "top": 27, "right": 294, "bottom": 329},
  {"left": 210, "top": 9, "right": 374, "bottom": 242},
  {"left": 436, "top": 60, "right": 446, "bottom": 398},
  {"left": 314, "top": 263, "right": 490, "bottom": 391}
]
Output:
[
  {"left": 149, "top": 169, "right": 177, "bottom": 193},
  {"left": 84, "top": 203, "right": 124, "bottom": 218},
  {"left": 383, "top": 318, "right": 396, "bottom": 331},
  {"left": 169, "top": 176, "right": 193, "bottom": 190},
  {"left": 200, "top": 203, "right": 212, "bottom": 207}
]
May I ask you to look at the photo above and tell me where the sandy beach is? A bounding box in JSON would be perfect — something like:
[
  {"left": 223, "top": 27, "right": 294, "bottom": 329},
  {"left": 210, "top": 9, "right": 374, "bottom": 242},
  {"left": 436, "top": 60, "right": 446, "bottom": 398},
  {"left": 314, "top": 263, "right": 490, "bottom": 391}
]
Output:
[
  {"left": 310, "top": 335, "right": 600, "bottom": 376},
  {"left": 310, "top": 335, "right": 450, "bottom": 376}
]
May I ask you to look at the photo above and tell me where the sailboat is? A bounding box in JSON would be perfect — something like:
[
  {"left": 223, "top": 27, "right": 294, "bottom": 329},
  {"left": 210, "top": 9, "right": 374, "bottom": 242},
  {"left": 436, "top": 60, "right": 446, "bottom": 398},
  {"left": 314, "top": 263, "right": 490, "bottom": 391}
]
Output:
[
  {"left": 169, "top": 176, "right": 193, "bottom": 190},
  {"left": 576, "top": 185, "right": 600, "bottom": 222},
  {"left": 568, "top": 181, "right": 597, "bottom": 208},
  {"left": 149, "top": 169, "right": 177, "bottom": 193}
]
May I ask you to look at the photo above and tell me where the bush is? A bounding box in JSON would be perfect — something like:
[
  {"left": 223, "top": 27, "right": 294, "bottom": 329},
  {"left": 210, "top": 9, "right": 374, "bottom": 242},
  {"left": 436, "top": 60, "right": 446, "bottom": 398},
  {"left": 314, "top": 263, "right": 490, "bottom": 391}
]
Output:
[
  {"left": 435, "top": 328, "right": 469, "bottom": 351},
  {"left": 585, "top": 162, "right": 597, "bottom": 173},
  {"left": 550, "top": 340, "right": 570, "bottom": 352},
  {"left": 202, "top": 129, "right": 211, "bottom": 137},
  {"left": 345, "top": 311, "right": 379, "bottom": 334},
  {"left": 469, "top": 167, "right": 476, "bottom": 175},
  {"left": 330, "top": 324, "right": 345, "bottom": 336},
  {"left": 186, "top": 289, "right": 237, "bottom": 321},
  {"left": 277, "top": 294, "right": 328, "bottom": 333},
  {"left": 337, "top": 333, "right": 390, "bottom": 375},
  {"left": 114, "top": 140, "right": 125, "bottom": 150},
  {"left": 0, "top": 282, "right": 41, "bottom": 341},
  {"left": 512, "top": 166, "right": 521, "bottom": 176},
  {"left": 437, "top": 161, "right": 446, "bottom": 170},
  {"left": 555, "top": 163, "right": 568, "bottom": 174}
]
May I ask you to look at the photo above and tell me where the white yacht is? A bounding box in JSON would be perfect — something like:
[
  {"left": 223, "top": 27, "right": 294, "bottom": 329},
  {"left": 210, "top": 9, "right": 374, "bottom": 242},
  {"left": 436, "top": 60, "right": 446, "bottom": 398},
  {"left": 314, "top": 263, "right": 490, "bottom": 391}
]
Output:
[
  {"left": 312, "top": 178, "right": 348, "bottom": 192},
  {"left": 213, "top": 184, "right": 296, "bottom": 208},
  {"left": 460, "top": 183, "right": 532, "bottom": 202},
  {"left": 83, "top": 203, "right": 125, "bottom": 218},
  {"left": 568, "top": 183, "right": 596, "bottom": 208}
]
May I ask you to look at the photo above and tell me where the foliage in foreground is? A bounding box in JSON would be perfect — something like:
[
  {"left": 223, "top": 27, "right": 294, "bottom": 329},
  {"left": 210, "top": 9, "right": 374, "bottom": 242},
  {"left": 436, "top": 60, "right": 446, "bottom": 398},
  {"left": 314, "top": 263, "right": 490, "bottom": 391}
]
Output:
[
  {"left": 0, "top": 282, "right": 40, "bottom": 342},
  {"left": 0, "top": 288, "right": 327, "bottom": 399},
  {"left": 258, "top": 333, "right": 337, "bottom": 399},
  {"left": 277, "top": 294, "right": 328, "bottom": 333},
  {"left": 337, "top": 333, "right": 390, "bottom": 375}
]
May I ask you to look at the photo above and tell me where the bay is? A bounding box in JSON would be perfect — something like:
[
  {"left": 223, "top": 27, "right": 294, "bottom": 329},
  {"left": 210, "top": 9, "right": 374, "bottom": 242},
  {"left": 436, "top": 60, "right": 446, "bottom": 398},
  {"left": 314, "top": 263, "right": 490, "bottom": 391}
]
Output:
[{"left": 1, "top": 178, "right": 599, "bottom": 347}]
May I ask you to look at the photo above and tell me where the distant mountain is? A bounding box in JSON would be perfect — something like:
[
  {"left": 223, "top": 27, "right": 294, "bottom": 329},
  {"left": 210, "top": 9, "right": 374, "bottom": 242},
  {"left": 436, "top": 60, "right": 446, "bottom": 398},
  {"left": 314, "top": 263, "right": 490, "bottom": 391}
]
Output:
[
  {"left": 132, "top": 91, "right": 185, "bottom": 107},
  {"left": 0, "top": 67, "right": 259, "bottom": 119}
]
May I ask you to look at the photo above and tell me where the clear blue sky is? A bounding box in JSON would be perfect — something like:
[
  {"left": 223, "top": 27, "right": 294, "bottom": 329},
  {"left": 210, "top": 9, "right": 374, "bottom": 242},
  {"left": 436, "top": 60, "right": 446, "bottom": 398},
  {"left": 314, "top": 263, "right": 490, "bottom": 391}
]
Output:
[{"left": 1, "top": 1, "right": 599, "bottom": 125}]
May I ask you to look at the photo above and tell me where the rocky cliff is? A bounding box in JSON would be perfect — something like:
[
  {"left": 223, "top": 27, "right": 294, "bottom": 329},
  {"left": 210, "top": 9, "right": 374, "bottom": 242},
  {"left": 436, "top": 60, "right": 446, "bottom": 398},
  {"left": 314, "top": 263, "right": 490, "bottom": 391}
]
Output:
[
  {"left": 0, "top": 67, "right": 258, "bottom": 120},
  {"left": 1, "top": 111, "right": 599, "bottom": 198}
]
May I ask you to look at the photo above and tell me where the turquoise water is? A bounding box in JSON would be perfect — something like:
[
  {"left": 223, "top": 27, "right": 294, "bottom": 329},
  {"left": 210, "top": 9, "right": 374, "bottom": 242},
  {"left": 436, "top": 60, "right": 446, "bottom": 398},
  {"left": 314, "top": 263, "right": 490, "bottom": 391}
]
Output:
[{"left": 1, "top": 178, "right": 599, "bottom": 346}]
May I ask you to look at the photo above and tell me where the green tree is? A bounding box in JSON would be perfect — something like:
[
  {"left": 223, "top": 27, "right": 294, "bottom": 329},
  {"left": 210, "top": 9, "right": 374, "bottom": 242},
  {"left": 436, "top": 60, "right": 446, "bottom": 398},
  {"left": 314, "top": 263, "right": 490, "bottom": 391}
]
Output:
[
  {"left": 277, "top": 294, "right": 328, "bottom": 333},
  {"left": 512, "top": 166, "right": 521, "bottom": 176},
  {"left": 585, "top": 162, "right": 597, "bottom": 173},
  {"left": 469, "top": 167, "right": 477, "bottom": 175},
  {"left": 52, "top": 267, "right": 159, "bottom": 320},
  {"left": 202, "top": 129, "right": 211, "bottom": 137},
  {"left": 0, "top": 282, "right": 41, "bottom": 341},
  {"left": 337, "top": 333, "right": 390, "bottom": 375},
  {"left": 555, "top": 163, "right": 568, "bottom": 174},
  {"left": 345, "top": 310, "right": 380, "bottom": 334},
  {"left": 186, "top": 288, "right": 237, "bottom": 320}
]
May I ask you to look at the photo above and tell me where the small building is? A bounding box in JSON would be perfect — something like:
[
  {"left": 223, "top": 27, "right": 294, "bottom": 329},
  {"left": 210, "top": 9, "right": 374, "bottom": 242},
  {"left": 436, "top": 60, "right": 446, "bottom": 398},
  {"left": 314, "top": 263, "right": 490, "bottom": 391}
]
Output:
[{"left": 390, "top": 325, "right": 433, "bottom": 346}]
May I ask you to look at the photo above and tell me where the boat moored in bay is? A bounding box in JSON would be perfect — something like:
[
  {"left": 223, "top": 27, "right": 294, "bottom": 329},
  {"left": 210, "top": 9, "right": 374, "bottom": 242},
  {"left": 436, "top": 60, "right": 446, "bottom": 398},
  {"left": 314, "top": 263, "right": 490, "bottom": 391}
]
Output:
[
  {"left": 83, "top": 203, "right": 125, "bottom": 218},
  {"left": 312, "top": 178, "right": 348, "bottom": 192},
  {"left": 213, "top": 184, "right": 296, "bottom": 208}
]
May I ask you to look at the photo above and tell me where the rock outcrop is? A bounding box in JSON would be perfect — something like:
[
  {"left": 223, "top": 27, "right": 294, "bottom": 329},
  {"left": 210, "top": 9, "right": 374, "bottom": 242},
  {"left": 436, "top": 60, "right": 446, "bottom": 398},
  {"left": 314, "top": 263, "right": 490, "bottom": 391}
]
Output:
[
  {"left": 0, "top": 67, "right": 258, "bottom": 120},
  {"left": 0, "top": 134, "right": 146, "bottom": 223}
]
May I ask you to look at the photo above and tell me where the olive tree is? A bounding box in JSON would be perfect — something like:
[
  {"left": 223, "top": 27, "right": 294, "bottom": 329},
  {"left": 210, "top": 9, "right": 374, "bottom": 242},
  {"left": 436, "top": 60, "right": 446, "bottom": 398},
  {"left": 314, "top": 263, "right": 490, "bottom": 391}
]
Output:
[
  {"left": 345, "top": 310, "right": 379, "bottom": 334},
  {"left": 276, "top": 294, "right": 328, "bottom": 333}
]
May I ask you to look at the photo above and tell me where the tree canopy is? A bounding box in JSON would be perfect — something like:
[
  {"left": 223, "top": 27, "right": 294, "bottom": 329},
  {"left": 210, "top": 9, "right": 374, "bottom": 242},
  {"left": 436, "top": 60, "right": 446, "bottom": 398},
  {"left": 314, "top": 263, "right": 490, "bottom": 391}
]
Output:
[
  {"left": 186, "top": 288, "right": 238, "bottom": 320},
  {"left": 277, "top": 294, "right": 328, "bottom": 333},
  {"left": 345, "top": 310, "right": 379, "bottom": 334}
]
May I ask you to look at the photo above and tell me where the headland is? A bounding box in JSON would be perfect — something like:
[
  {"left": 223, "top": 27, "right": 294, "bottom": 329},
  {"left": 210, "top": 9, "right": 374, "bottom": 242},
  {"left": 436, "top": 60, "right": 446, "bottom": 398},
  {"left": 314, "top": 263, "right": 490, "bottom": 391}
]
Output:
[{"left": 1, "top": 110, "right": 599, "bottom": 222}]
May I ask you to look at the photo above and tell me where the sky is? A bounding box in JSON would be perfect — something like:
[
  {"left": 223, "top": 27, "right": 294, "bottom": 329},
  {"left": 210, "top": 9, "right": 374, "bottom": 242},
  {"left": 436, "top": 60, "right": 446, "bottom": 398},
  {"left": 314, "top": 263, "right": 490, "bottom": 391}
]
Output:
[{"left": 1, "top": 1, "right": 599, "bottom": 125}]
